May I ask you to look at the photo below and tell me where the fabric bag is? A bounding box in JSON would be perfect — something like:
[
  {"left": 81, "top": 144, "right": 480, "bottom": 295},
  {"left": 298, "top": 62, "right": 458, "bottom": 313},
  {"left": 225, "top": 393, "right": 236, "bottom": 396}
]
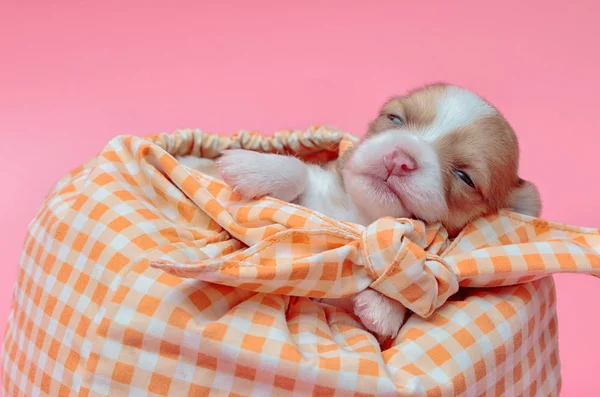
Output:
[{"left": 3, "top": 126, "right": 599, "bottom": 396}]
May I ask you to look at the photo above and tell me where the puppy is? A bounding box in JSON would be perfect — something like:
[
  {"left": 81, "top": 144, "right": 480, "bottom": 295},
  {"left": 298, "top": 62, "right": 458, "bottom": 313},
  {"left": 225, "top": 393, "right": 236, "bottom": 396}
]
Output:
[{"left": 177, "top": 83, "right": 541, "bottom": 339}]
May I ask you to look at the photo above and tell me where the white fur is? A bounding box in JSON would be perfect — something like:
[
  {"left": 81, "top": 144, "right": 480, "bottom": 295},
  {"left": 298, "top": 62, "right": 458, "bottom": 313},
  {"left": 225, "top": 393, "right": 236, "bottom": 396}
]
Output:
[
  {"left": 209, "top": 151, "right": 370, "bottom": 225},
  {"left": 343, "top": 131, "right": 447, "bottom": 223},
  {"left": 217, "top": 150, "right": 308, "bottom": 202},
  {"left": 422, "top": 85, "right": 497, "bottom": 140},
  {"left": 299, "top": 165, "right": 369, "bottom": 224},
  {"left": 353, "top": 289, "right": 407, "bottom": 341},
  {"left": 316, "top": 289, "right": 408, "bottom": 342}
]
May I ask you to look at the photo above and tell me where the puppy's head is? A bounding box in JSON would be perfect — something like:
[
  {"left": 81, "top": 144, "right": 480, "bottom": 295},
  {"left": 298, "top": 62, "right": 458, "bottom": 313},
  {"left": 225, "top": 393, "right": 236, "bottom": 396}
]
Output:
[{"left": 341, "top": 83, "right": 540, "bottom": 235}]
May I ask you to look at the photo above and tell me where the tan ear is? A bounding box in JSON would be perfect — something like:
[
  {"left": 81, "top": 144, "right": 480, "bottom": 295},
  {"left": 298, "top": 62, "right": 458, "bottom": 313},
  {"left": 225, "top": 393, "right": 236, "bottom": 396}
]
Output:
[{"left": 505, "top": 179, "right": 542, "bottom": 217}]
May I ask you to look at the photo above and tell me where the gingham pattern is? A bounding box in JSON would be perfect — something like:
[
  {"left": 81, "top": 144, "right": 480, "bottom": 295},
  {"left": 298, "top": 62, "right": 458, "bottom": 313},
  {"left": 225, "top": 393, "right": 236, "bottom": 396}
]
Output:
[{"left": 2, "top": 126, "right": 598, "bottom": 396}]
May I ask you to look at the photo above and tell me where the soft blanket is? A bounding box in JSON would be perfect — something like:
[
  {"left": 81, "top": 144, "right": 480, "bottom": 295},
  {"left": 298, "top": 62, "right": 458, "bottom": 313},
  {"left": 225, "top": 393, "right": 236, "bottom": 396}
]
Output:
[{"left": 2, "top": 126, "right": 599, "bottom": 396}]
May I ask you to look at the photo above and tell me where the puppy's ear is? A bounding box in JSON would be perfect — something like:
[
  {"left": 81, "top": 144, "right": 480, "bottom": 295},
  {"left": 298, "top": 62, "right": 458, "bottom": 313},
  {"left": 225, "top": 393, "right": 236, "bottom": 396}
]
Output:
[{"left": 504, "top": 178, "right": 542, "bottom": 217}]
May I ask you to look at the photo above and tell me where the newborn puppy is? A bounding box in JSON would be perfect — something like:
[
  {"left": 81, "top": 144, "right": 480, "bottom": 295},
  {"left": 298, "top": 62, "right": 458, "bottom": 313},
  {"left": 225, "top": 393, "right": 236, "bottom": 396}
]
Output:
[{"left": 178, "top": 83, "right": 541, "bottom": 339}]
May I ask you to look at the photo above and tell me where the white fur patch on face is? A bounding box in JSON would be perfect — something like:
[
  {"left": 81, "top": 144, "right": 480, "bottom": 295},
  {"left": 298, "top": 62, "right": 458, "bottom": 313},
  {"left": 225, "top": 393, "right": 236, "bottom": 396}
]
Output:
[
  {"left": 420, "top": 85, "right": 497, "bottom": 141},
  {"left": 349, "top": 130, "right": 428, "bottom": 171},
  {"left": 343, "top": 131, "right": 447, "bottom": 223}
]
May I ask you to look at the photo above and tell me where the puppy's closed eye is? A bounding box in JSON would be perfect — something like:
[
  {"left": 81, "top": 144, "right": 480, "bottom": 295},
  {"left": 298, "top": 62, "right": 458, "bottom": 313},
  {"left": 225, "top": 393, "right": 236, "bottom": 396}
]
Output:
[
  {"left": 454, "top": 169, "right": 475, "bottom": 188},
  {"left": 386, "top": 114, "right": 404, "bottom": 125}
]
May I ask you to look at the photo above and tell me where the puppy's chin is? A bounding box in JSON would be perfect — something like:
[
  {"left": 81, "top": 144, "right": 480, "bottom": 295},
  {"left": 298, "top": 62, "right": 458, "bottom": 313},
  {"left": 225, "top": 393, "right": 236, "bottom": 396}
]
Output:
[{"left": 342, "top": 171, "right": 412, "bottom": 222}]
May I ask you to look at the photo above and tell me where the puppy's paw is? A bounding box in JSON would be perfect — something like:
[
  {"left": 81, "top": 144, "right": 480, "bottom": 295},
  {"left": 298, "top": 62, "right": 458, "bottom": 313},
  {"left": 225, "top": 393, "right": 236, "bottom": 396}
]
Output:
[
  {"left": 216, "top": 150, "right": 273, "bottom": 199},
  {"left": 216, "top": 150, "right": 307, "bottom": 202},
  {"left": 353, "top": 289, "right": 407, "bottom": 341}
]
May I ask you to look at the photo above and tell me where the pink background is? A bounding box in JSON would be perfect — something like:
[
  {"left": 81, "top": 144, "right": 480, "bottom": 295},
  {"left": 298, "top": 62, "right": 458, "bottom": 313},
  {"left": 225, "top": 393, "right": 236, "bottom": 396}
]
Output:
[{"left": 1, "top": 0, "right": 599, "bottom": 394}]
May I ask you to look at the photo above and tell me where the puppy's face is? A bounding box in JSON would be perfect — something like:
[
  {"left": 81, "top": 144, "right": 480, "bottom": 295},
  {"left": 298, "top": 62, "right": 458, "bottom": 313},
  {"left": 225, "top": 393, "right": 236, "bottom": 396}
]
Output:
[{"left": 341, "top": 83, "right": 540, "bottom": 235}]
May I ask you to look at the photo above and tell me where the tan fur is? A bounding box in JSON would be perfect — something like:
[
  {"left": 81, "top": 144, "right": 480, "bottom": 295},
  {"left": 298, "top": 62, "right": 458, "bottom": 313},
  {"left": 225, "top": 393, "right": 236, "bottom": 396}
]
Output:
[
  {"left": 345, "top": 83, "right": 540, "bottom": 236},
  {"left": 367, "top": 84, "right": 446, "bottom": 136}
]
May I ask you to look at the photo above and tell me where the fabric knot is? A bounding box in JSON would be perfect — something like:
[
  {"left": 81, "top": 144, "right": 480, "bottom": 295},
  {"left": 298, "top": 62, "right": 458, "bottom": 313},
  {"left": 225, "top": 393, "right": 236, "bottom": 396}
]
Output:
[{"left": 360, "top": 217, "right": 459, "bottom": 318}]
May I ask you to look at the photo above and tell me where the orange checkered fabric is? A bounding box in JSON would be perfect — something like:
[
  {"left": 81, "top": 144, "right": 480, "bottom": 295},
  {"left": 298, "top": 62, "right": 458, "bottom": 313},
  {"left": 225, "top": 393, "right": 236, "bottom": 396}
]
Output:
[{"left": 2, "top": 126, "right": 599, "bottom": 396}]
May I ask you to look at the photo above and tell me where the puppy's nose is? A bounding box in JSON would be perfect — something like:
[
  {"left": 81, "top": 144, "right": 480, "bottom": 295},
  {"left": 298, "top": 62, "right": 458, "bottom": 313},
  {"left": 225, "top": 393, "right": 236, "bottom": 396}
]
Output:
[{"left": 383, "top": 148, "right": 418, "bottom": 176}]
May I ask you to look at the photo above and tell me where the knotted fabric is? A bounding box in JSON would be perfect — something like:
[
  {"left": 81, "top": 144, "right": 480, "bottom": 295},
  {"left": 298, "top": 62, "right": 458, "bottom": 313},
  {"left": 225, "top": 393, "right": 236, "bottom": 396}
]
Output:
[{"left": 3, "top": 126, "right": 599, "bottom": 397}]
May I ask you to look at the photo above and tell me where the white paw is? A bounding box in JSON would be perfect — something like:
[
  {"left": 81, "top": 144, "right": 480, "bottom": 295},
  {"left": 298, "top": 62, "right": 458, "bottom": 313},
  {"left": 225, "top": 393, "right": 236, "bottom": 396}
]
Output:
[
  {"left": 216, "top": 150, "right": 307, "bottom": 202},
  {"left": 353, "top": 289, "right": 407, "bottom": 341},
  {"left": 216, "top": 150, "right": 272, "bottom": 199}
]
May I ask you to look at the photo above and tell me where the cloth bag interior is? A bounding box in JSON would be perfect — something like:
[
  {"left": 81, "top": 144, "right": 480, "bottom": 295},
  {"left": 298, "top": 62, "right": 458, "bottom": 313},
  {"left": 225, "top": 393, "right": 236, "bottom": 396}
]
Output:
[{"left": 3, "top": 126, "right": 599, "bottom": 397}]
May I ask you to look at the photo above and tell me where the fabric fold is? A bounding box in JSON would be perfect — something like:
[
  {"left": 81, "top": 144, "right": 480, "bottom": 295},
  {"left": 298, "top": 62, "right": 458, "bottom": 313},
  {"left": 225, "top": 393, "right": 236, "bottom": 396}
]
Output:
[{"left": 4, "top": 126, "right": 595, "bottom": 397}]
